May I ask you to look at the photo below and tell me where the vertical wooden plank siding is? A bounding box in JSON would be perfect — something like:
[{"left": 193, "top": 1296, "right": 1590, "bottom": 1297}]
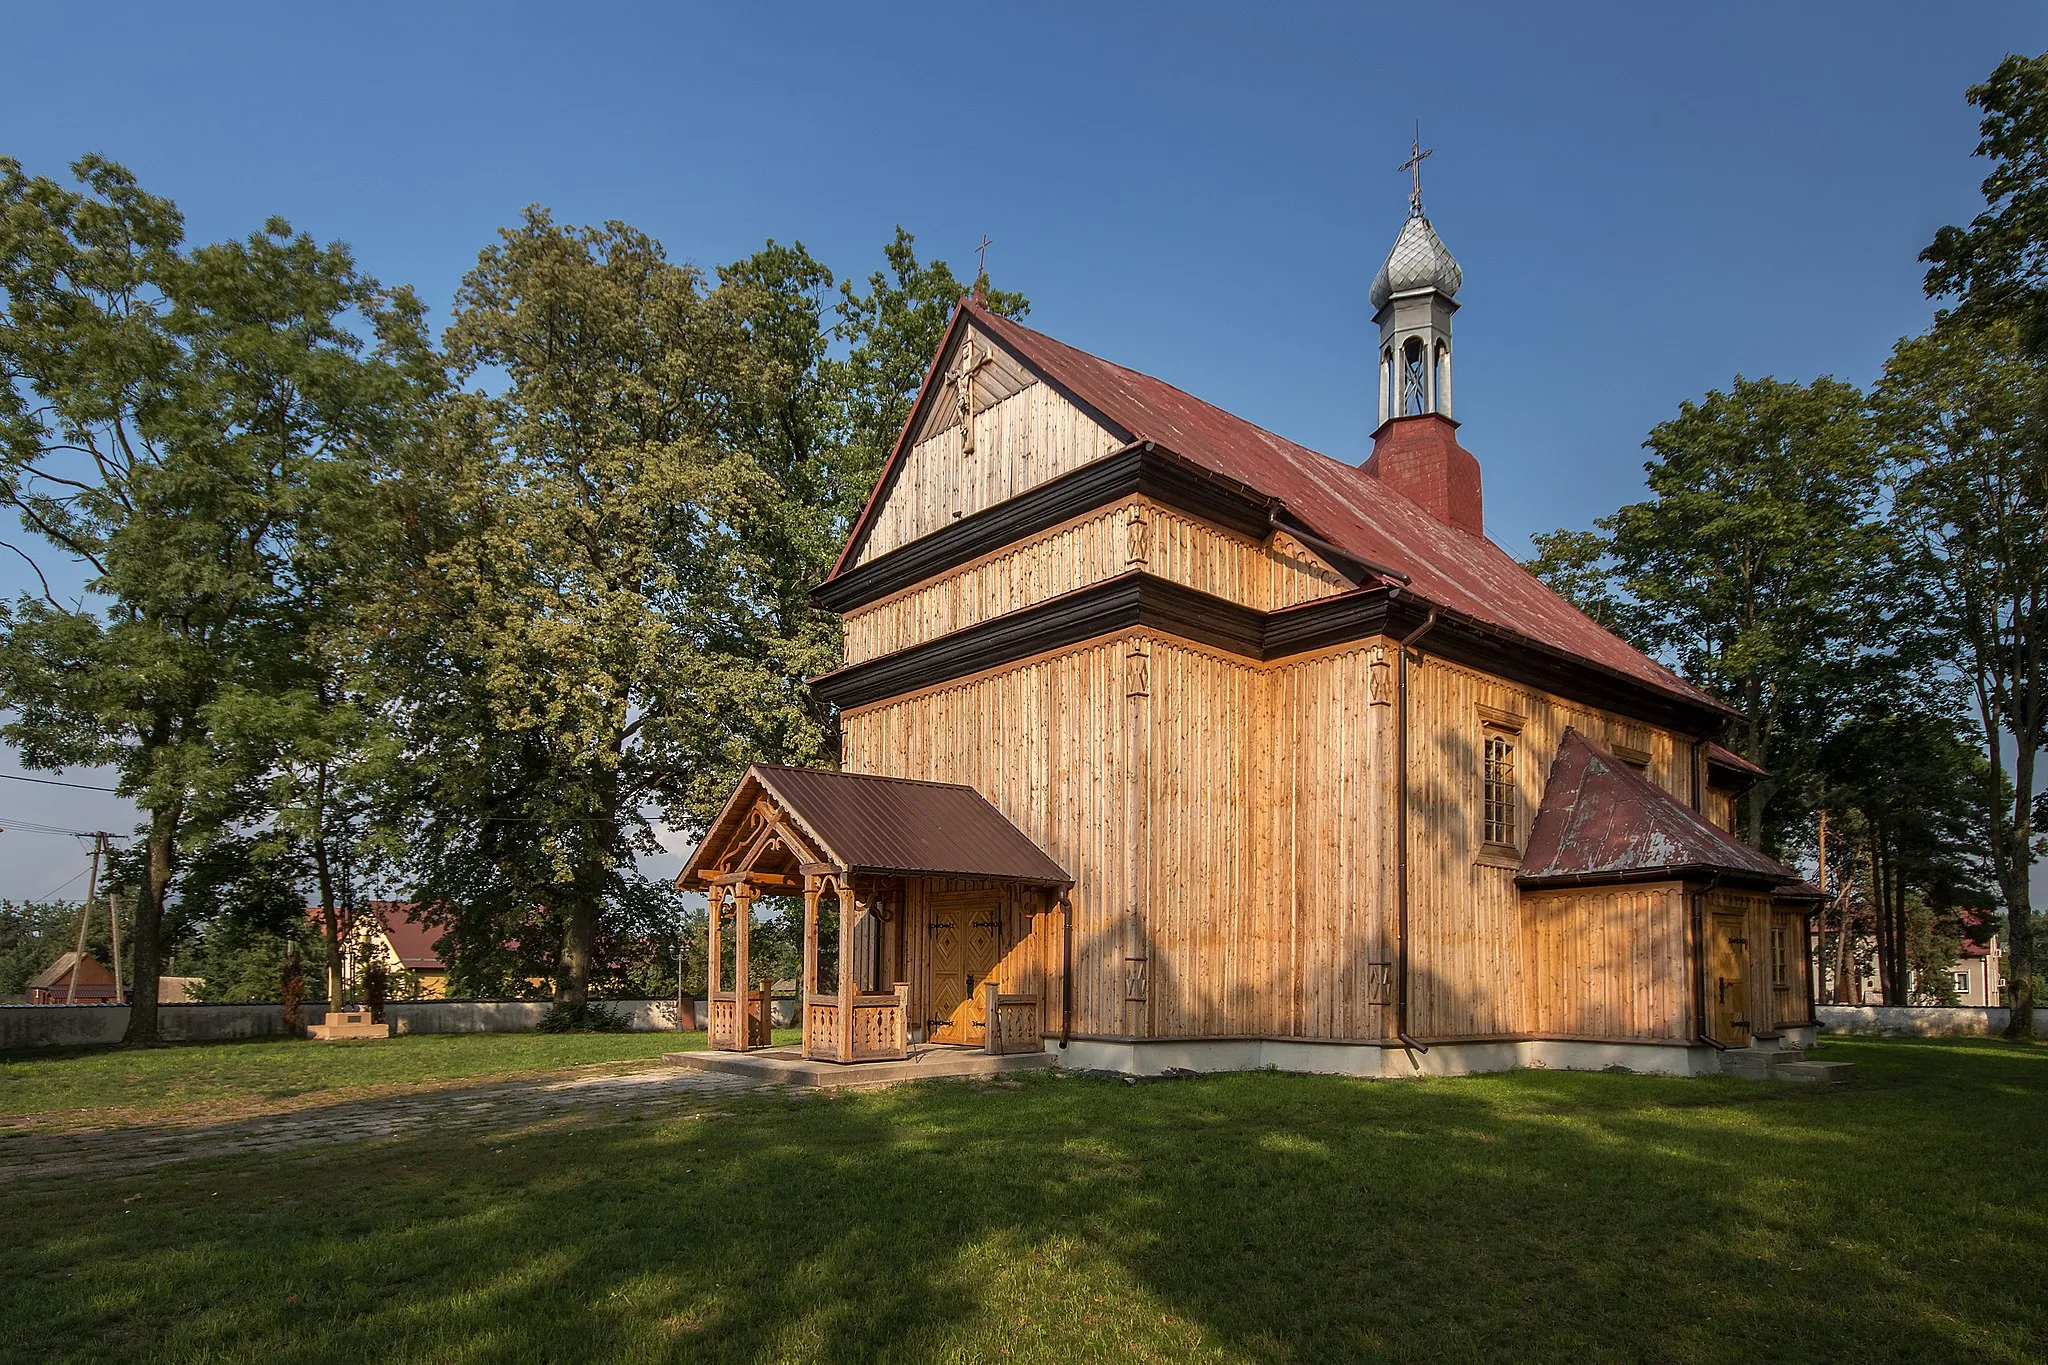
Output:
[
  {"left": 1518, "top": 883, "right": 1691, "bottom": 1040},
  {"left": 842, "top": 623, "right": 1710, "bottom": 1046},
  {"left": 854, "top": 373, "right": 1124, "bottom": 566}
]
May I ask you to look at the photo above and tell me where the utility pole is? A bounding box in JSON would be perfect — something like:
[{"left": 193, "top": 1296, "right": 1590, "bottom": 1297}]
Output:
[
  {"left": 65, "top": 833, "right": 106, "bottom": 1004},
  {"left": 106, "top": 840, "right": 123, "bottom": 1002}
]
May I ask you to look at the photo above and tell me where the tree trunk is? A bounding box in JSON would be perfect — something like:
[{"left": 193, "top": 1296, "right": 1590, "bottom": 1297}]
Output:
[
  {"left": 313, "top": 830, "right": 345, "bottom": 1008},
  {"left": 557, "top": 893, "right": 598, "bottom": 1007},
  {"left": 1997, "top": 773, "right": 2036, "bottom": 1039},
  {"left": 120, "top": 803, "right": 180, "bottom": 1047}
]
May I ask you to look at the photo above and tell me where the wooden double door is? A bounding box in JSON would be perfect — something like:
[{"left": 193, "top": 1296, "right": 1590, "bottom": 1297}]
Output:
[{"left": 927, "top": 891, "right": 1002, "bottom": 1045}]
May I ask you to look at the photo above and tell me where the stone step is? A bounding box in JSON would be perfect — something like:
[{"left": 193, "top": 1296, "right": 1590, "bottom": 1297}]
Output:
[
  {"left": 1719, "top": 1047, "right": 1853, "bottom": 1083},
  {"left": 1719, "top": 1049, "right": 1780, "bottom": 1080}
]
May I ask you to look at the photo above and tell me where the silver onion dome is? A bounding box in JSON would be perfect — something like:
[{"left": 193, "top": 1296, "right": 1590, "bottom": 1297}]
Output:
[{"left": 1368, "top": 213, "right": 1462, "bottom": 313}]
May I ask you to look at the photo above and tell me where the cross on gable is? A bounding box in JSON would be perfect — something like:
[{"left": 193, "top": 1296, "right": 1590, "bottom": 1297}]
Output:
[{"left": 948, "top": 334, "right": 995, "bottom": 453}]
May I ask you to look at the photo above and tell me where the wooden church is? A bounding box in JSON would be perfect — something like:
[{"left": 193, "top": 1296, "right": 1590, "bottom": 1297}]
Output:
[{"left": 681, "top": 186, "right": 1821, "bottom": 1078}]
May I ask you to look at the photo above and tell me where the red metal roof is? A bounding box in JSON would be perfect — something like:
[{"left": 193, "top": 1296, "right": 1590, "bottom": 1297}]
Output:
[
  {"left": 681, "top": 764, "right": 1071, "bottom": 887},
  {"left": 831, "top": 300, "right": 1721, "bottom": 717},
  {"left": 1705, "top": 741, "right": 1769, "bottom": 789},
  {"left": 1519, "top": 729, "right": 1796, "bottom": 887},
  {"left": 304, "top": 901, "right": 447, "bottom": 971}
]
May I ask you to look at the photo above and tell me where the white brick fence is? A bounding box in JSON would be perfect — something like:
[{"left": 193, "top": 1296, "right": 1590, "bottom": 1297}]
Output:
[{"left": 1817, "top": 1005, "right": 2048, "bottom": 1037}]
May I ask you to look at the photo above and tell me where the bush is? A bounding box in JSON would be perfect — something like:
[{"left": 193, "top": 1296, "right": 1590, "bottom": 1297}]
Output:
[{"left": 537, "top": 1000, "right": 630, "bottom": 1033}]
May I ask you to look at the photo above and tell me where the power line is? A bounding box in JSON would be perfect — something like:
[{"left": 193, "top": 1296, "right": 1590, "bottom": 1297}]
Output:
[
  {"left": 0, "top": 815, "right": 129, "bottom": 840},
  {"left": 32, "top": 865, "right": 90, "bottom": 901},
  {"left": 0, "top": 772, "right": 120, "bottom": 793}
]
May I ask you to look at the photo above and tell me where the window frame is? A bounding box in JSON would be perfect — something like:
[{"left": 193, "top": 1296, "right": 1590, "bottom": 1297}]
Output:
[{"left": 1480, "top": 723, "right": 1519, "bottom": 854}]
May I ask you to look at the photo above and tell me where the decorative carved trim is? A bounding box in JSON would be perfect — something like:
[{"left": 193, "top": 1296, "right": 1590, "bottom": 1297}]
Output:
[
  {"left": 1124, "top": 642, "right": 1151, "bottom": 698},
  {"left": 1365, "top": 962, "right": 1393, "bottom": 1005}
]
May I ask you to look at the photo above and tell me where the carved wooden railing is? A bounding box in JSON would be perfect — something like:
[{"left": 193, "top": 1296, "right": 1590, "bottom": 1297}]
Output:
[
  {"left": 983, "top": 984, "right": 1043, "bottom": 1056},
  {"left": 805, "top": 983, "right": 910, "bottom": 1062},
  {"left": 708, "top": 988, "right": 772, "bottom": 1051}
]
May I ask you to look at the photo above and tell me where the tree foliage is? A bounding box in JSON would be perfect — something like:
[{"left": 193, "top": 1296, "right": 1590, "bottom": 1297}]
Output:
[
  {"left": 1875, "top": 315, "right": 2048, "bottom": 1034},
  {"left": 1527, "top": 376, "right": 1883, "bottom": 850},
  {"left": 0, "top": 156, "right": 432, "bottom": 1041}
]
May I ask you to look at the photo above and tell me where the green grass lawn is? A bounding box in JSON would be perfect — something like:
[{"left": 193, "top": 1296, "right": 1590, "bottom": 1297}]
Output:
[
  {"left": 0, "top": 1030, "right": 782, "bottom": 1130},
  {"left": 2, "top": 1036, "right": 2044, "bottom": 1362}
]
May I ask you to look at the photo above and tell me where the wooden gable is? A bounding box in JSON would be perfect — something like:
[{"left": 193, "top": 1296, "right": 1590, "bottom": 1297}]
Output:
[{"left": 849, "top": 315, "right": 1127, "bottom": 567}]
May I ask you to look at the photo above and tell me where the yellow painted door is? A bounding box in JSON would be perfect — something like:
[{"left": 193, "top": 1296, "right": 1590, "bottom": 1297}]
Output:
[
  {"left": 929, "top": 894, "right": 1001, "bottom": 1045},
  {"left": 1710, "top": 913, "right": 1751, "bottom": 1045}
]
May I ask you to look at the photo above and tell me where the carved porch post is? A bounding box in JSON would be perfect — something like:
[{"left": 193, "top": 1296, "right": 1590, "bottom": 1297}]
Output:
[
  {"left": 802, "top": 872, "right": 821, "bottom": 1058},
  {"left": 706, "top": 883, "right": 726, "bottom": 1048},
  {"left": 838, "top": 880, "right": 857, "bottom": 1062},
  {"left": 733, "top": 883, "right": 754, "bottom": 1050}
]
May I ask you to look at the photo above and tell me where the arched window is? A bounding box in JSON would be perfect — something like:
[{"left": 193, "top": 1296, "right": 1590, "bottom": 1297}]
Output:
[
  {"left": 1380, "top": 347, "right": 1395, "bottom": 423},
  {"left": 1402, "top": 337, "right": 1428, "bottom": 416},
  {"left": 1433, "top": 341, "right": 1451, "bottom": 418}
]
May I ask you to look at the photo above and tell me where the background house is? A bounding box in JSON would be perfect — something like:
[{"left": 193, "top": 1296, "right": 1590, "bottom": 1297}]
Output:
[
  {"left": 320, "top": 902, "right": 451, "bottom": 998},
  {"left": 24, "top": 952, "right": 118, "bottom": 1004}
]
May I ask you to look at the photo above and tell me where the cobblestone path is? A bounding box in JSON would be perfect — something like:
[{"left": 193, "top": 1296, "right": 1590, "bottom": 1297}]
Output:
[{"left": 0, "top": 1064, "right": 758, "bottom": 1185}]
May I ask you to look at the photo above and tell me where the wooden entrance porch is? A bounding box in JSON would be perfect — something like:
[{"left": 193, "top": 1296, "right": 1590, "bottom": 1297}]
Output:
[{"left": 681, "top": 765, "right": 1072, "bottom": 1066}]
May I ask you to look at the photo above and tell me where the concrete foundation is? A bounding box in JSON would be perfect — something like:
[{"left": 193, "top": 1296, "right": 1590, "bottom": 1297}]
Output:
[{"left": 1051, "top": 1037, "right": 1725, "bottom": 1079}]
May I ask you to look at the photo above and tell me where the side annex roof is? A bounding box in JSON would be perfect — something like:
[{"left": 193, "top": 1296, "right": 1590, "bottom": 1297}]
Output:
[{"left": 1518, "top": 729, "right": 1796, "bottom": 888}]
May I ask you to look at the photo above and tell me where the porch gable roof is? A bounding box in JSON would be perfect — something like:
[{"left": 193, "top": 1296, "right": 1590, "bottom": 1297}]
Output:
[{"left": 680, "top": 765, "right": 1071, "bottom": 889}]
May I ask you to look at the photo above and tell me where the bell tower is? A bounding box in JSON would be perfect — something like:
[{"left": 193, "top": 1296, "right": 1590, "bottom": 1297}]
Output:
[
  {"left": 1371, "top": 132, "right": 1461, "bottom": 424},
  {"left": 1364, "top": 132, "right": 1483, "bottom": 534}
]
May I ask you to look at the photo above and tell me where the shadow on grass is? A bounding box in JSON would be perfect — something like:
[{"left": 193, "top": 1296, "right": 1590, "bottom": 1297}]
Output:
[{"left": 3, "top": 1038, "right": 2045, "bottom": 1362}]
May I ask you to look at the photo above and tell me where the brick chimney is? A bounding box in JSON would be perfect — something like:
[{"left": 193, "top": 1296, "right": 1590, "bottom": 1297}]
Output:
[{"left": 1364, "top": 413, "right": 1484, "bottom": 536}]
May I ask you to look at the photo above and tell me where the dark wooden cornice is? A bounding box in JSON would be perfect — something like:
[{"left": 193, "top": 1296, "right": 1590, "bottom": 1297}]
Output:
[{"left": 812, "top": 571, "right": 1730, "bottom": 736}]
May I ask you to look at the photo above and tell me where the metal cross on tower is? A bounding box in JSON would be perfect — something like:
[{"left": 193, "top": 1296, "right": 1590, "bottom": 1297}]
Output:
[
  {"left": 970, "top": 239, "right": 995, "bottom": 304},
  {"left": 1399, "top": 125, "right": 1432, "bottom": 217}
]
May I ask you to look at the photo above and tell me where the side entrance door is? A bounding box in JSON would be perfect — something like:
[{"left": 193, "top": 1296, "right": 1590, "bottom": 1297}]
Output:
[
  {"left": 1709, "top": 912, "right": 1751, "bottom": 1045},
  {"left": 928, "top": 892, "right": 1002, "bottom": 1045}
]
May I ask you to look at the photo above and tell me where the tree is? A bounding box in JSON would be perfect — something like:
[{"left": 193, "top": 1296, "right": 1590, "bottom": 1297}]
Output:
[
  {"left": 1814, "top": 682, "right": 1992, "bottom": 1005},
  {"left": 384, "top": 211, "right": 808, "bottom": 1008},
  {"left": 1521, "top": 528, "right": 1638, "bottom": 642},
  {"left": 0, "top": 156, "right": 432, "bottom": 1043},
  {"left": 1876, "top": 315, "right": 2047, "bottom": 1037},
  {"left": 1923, "top": 53, "right": 2048, "bottom": 352},
  {"left": 1528, "top": 377, "right": 1883, "bottom": 849},
  {"left": 381, "top": 218, "right": 1031, "bottom": 1004}
]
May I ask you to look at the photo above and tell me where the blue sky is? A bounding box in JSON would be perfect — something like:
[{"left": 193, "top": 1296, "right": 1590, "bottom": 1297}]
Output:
[{"left": 2, "top": 2, "right": 2044, "bottom": 902}]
